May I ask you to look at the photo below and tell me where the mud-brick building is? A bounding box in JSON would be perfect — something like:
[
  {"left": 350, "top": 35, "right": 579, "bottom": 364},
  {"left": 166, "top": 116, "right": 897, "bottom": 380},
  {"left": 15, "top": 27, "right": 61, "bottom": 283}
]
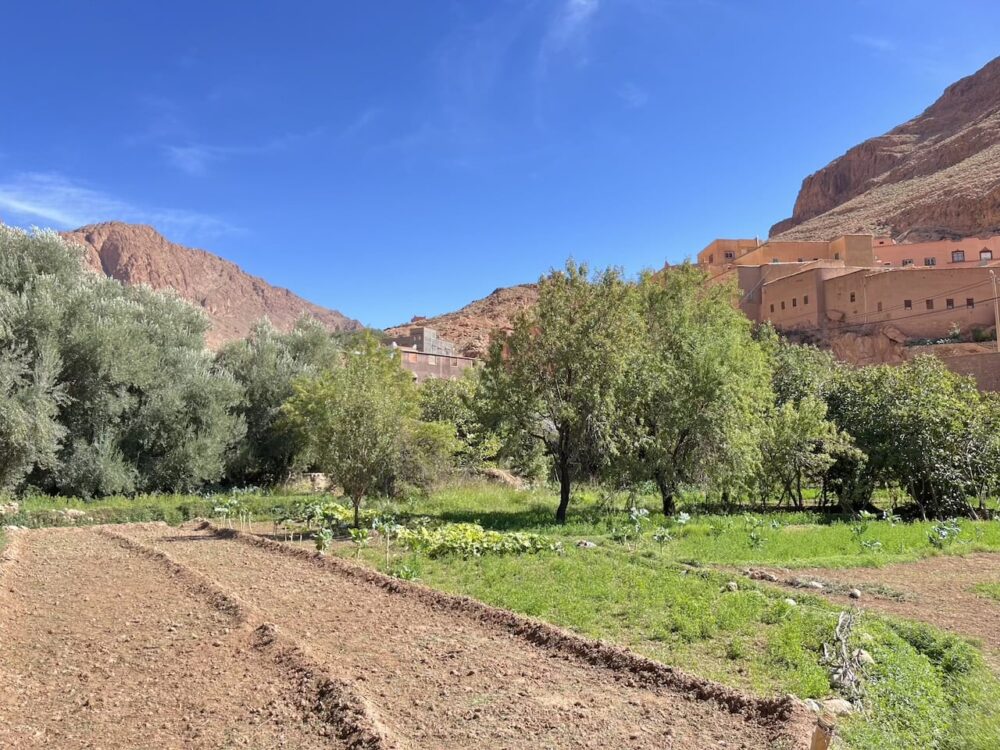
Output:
[
  {"left": 698, "top": 234, "right": 1000, "bottom": 341},
  {"left": 388, "top": 326, "right": 477, "bottom": 382}
]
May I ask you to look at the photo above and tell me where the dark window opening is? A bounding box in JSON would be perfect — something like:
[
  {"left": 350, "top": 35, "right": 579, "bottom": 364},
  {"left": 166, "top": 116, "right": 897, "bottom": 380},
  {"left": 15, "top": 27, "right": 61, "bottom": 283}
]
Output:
[
  {"left": 877, "top": 302, "right": 883, "bottom": 312},
  {"left": 902, "top": 258, "right": 914, "bottom": 266},
  {"left": 967, "top": 298, "right": 975, "bottom": 309},
  {"left": 924, "top": 257, "right": 937, "bottom": 266},
  {"left": 803, "top": 295, "right": 809, "bottom": 305},
  {"left": 781, "top": 301, "right": 786, "bottom": 310},
  {"left": 946, "top": 298, "right": 955, "bottom": 309},
  {"left": 770, "top": 304, "right": 774, "bottom": 313},
  {"left": 792, "top": 298, "right": 797, "bottom": 307},
  {"left": 904, "top": 299, "right": 912, "bottom": 309},
  {"left": 952, "top": 250, "right": 965, "bottom": 263},
  {"left": 926, "top": 299, "right": 934, "bottom": 310},
  {"left": 849, "top": 292, "right": 856, "bottom": 302}
]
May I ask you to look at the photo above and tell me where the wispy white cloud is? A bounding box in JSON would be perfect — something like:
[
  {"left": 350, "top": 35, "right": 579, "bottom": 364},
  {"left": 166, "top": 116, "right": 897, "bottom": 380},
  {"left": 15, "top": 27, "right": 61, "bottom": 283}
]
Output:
[
  {"left": 539, "top": 0, "right": 601, "bottom": 71},
  {"left": 0, "top": 172, "right": 239, "bottom": 240},
  {"left": 618, "top": 81, "right": 649, "bottom": 108},
  {"left": 163, "top": 128, "right": 326, "bottom": 176},
  {"left": 851, "top": 34, "right": 895, "bottom": 52}
]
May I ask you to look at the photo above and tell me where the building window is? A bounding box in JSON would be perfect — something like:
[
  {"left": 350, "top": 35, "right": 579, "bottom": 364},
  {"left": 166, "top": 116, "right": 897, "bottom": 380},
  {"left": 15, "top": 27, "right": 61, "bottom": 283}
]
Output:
[
  {"left": 708, "top": 254, "right": 714, "bottom": 264},
  {"left": 967, "top": 298, "right": 975, "bottom": 309},
  {"left": 770, "top": 304, "right": 774, "bottom": 313},
  {"left": 834, "top": 252, "right": 840, "bottom": 260},
  {"left": 724, "top": 251, "right": 735, "bottom": 260},
  {"left": 849, "top": 292, "right": 856, "bottom": 302},
  {"left": 803, "top": 295, "right": 809, "bottom": 305},
  {"left": 792, "top": 297, "right": 797, "bottom": 307},
  {"left": 781, "top": 301, "right": 786, "bottom": 310},
  {"left": 877, "top": 302, "right": 883, "bottom": 312},
  {"left": 902, "top": 258, "right": 914, "bottom": 266},
  {"left": 797, "top": 258, "right": 803, "bottom": 262},
  {"left": 981, "top": 249, "right": 993, "bottom": 261},
  {"left": 924, "top": 257, "right": 937, "bottom": 266},
  {"left": 904, "top": 299, "right": 912, "bottom": 309},
  {"left": 946, "top": 298, "right": 955, "bottom": 309},
  {"left": 952, "top": 250, "right": 966, "bottom": 263},
  {"left": 926, "top": 299, "right": 934, "bottom": 311}
]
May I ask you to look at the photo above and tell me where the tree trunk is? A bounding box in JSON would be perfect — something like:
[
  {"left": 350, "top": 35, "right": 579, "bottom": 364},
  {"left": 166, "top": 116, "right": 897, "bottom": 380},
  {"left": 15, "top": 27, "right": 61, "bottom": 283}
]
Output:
[
  {"left": 353, "top": 497, "right": 361, "bottom": 529},
  {"left": 655, "top": 472, "right": 676, "bottom": 516},
  {"left": 555, "top": 459, "right": 571, "bottom": 524}
]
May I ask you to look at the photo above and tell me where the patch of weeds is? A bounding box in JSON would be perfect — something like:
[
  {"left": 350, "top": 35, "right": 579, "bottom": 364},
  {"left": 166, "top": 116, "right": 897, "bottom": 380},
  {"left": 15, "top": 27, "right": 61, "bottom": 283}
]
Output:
[{"left": 970, "top": 582, "right": 1000, "bottom": 602}]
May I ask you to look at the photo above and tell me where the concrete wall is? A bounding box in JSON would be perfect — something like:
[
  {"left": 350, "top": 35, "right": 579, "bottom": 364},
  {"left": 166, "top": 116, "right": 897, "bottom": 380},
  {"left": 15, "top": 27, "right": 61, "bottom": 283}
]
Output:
[
  {"left": 398, "top": 349, "right": 477, "bottom": 382},
  {"left": 875, "top": 236, "right": 1000, "bottom": 268},
  {"left": 824, "top": 267, "right": 997, "bottom": 338},
  {"left": 761, "top": 266, "right": 860, "bottom": 331}
]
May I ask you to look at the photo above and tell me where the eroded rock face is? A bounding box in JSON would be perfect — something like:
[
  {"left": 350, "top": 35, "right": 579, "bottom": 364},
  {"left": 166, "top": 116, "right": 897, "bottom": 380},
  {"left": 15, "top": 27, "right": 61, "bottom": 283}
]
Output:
[
  {"left": 771, "top": 56, "right": 1000, "bottom": 241},
  {"left": 385, "top": 284, "right": 539, "bottom": 358},
  {"left": 62, "top": 222, "right": 362, "bottom": 348}
]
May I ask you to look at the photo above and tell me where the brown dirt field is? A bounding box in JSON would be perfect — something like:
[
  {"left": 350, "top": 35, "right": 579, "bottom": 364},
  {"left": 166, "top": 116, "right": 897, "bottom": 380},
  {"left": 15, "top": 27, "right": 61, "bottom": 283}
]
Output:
[
  {"left": 0, "top": 523, "right": 816, "bottom": 749},
  {"left": 0, "top": 525, "right": 343, "bottom": 749},
  {"left": 743, "top": 553, "right": 1000, "bottom": 670}
]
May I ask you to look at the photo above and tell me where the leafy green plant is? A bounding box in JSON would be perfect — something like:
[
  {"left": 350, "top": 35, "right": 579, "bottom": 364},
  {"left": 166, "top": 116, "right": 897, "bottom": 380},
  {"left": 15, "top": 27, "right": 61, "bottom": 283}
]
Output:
[
  {"left": 349, "top": 527, "right": 371, "bottom": 558},
  {"left": 397, "top": 522, "right": 560, "bottom": 558},
  {"left": 314, "top": 527, "right": 333, "bottom": 554},
  {"left": 928, "top": 520, "right": 962, "bottom": 549}
]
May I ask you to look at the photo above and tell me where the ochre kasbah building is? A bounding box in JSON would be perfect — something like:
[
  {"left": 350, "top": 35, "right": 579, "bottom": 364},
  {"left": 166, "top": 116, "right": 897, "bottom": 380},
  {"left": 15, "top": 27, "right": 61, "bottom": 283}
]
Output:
[{"left": 698, "top": 235, "right": 1000, "bottom": 341}]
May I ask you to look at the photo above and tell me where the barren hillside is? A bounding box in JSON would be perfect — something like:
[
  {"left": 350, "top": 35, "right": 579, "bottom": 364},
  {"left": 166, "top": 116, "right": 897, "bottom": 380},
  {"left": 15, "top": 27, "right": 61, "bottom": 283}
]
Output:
[
  {"left": 63, "top": 222, "right": 362, "bottom": 348},
  {"left": 386, "top": 284, "right": 538, "bottom": 358},
  {"left": 771, "top": 55, "right": 1000, "bottom": 241}
]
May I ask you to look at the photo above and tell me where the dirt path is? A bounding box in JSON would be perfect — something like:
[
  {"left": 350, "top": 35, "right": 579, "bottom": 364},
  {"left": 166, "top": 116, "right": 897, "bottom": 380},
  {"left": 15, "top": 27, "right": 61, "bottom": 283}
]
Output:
[
  {"left": 0, "top": 526, "right": 342, "bottom": 749},
  {"left": 742, "top": 553, "right": 1000, "bottom": 670},
  {"left": 0, "top": 523, "right": 812, "bottom": 749}
]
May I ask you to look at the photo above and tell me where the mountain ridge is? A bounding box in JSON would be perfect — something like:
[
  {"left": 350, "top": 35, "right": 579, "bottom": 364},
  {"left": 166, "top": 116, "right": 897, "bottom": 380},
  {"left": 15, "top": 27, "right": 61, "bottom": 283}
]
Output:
[
  {"left": 62, "top": 221, "right": 362, "bottom": 348},
  {"left": 770, "top": 55, "right": 1000, "bottom": 241}
]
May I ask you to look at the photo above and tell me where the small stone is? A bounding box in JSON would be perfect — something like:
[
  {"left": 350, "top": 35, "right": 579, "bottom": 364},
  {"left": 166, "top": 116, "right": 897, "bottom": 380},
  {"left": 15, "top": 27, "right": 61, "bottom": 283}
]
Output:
[
  {"left": 575, "top": 540, "right": 597, "bottom": 549},
  {"left": 822, "top": 698, "right": 855, "bottom": 716},
  {"left": 849, "top": 588, "right": 862, "bottom": 600},
  {"left": 725, "top": 581, "right": 739, "bottom": 592},
  {"left": 804, "top": 699, "right": 822, "bottom": 714},
  {"left": 806, "top": 581, "right": 824, "bottom": 590},
  {"left": 783, "top": 598, "right": 797, "bottom": 606},
  {"left": 854, "top": 648, "right": 875, "bottom": 666}
]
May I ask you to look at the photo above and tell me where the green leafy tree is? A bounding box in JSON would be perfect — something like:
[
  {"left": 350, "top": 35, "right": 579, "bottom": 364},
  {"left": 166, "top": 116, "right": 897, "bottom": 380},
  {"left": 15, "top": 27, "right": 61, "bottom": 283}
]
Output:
[
  {"left": 622, "top": 266, "right": 772, "bottom": 515},
  {"left": 216, "top": 317, "right": 340, "bottom": 485},
  {"left": 480, "top": 261, "right": 642, "bottom": 523},
  {"left": 0, "top": 226, "right": 245, "bottom": 497},
  {"left": 418, "top": 371, "right": 499, "bottom": 467},
  {"left": 283, "top": 333, "right": 420, "bottom": 526},
  {"left": 826, "top": 355, "right": 985, "bottom": 517},
  {"left": 756, "top": 396, "right": 860, "bottom": 508}
]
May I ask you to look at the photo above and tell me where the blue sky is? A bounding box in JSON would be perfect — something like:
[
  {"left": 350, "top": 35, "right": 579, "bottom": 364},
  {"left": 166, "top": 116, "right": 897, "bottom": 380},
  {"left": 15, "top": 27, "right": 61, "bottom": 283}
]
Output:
[{"left": 1, "top": 1, "right": 997, "bottom": 328}]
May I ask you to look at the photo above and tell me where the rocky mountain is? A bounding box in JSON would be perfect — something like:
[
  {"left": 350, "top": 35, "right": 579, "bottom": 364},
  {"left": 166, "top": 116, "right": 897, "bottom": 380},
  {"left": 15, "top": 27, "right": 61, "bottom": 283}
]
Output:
[
  {"left": 386, "top": 284, "right": 538, "bottom": 358},
  {"left": 63, "top": 222, "right": 362, "bottom": 348},
  {"left": 771, "top": 55, "right": 1000, "bottom": 242}
]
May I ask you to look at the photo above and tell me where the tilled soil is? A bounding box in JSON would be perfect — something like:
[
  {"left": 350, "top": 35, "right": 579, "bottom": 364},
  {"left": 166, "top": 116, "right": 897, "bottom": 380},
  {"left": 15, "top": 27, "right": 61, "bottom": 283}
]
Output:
[
  {"left": 0, "top": 524, "right": 812, "bottom": 749},
  {"left": 0, "top": 526, "right": 340, "bottom": 749},
  {"left": 744, "top": 553, "right": 1000, "bottom": 670}
]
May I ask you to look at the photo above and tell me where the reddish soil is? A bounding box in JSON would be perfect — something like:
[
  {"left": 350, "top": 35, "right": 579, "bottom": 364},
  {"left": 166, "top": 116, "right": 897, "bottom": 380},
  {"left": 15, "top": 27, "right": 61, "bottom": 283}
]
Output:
[
  {"left": 0, "top": 523, "right": 813, "bottom": 749},
  {"left": 744, "top": 554, "right": 1000, "bottom": 670}
]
